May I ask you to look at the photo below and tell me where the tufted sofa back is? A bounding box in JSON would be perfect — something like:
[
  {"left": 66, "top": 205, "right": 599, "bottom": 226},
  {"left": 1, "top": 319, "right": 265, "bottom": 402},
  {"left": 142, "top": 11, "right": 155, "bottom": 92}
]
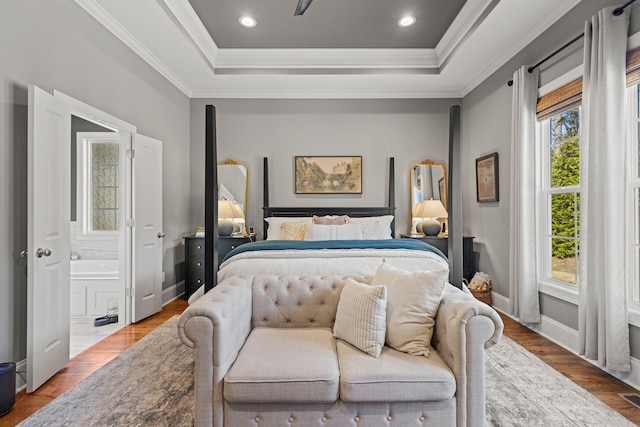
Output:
[{"left": 251, "top": 275, "right": 370, "bottom": 329}]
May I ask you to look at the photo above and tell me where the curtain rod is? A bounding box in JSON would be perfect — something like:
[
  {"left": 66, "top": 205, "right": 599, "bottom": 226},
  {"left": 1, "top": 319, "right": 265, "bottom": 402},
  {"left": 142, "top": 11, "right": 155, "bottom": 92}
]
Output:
[{"left": 507, "top": 0, "right": 636, "bottom": 87}]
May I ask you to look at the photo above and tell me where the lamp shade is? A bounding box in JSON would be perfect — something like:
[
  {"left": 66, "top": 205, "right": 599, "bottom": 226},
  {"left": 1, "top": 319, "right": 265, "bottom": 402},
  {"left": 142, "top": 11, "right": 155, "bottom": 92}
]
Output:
[
  {"left": 218, "top": 200, "right": 244, "bottom": 219},
  {"left": 413, "top": 199, "right": 448, "bottom": 219}
]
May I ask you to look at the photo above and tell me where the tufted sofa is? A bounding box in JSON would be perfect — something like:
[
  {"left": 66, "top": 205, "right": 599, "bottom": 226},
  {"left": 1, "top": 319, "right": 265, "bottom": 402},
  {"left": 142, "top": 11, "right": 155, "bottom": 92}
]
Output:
[{"left": 178, "top": 274, "right": 503, "bottom": 427}]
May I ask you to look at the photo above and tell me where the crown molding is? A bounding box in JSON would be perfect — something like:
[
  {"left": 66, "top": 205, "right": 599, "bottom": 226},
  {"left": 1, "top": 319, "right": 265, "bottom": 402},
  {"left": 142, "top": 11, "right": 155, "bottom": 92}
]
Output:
[
  {"left": 74, "top": 0, "right": 194, "bottom": 96},
  {"left": 214, "top": 48, "right": 439, "bottom": 70},
  {"left": 189, "top": 75, "right": 463, "bottom": 99},
  {"left": 435, "top": 0, "right": 499, "bottom": 67},
  {"left": 459, "top": 0, "right": 583, "bottom": 97},
  {"left": 160, "top": 0, "right": 218, "bottom": 69}
]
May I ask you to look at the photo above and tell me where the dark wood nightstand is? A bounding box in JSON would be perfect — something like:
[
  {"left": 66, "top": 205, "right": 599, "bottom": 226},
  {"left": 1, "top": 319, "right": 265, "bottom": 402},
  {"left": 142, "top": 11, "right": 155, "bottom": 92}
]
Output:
[
  {"left": 400, "top": 234, "right": 476, "bottom": 281},
  {"left": 183, "top": 234, "right": 256, "bottom": 300}
]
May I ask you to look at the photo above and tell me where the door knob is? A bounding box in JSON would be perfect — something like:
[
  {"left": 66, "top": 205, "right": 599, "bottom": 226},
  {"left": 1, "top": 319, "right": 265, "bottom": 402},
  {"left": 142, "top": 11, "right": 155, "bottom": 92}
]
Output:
[
  {"left": 20, "top": 250, "right": 28, "bottom": 258},
  {"left": 35, "top": 248, "right": 52, "bottom": 258},
  {"left": 157, "top": 232, "right": 166, "bottom": 238}
]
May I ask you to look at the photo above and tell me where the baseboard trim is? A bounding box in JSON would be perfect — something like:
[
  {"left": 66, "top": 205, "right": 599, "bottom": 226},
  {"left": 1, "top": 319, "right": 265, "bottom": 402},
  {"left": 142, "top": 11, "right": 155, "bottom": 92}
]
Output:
[
  {"left": 162, "top": 280, "right": 185, "bottom": 306},
  {"left": 493, "top": 293, "right": 640, "bottom": 391},
  {"left": 15, "top": 359, "right": 26, "bottom": 393},
  {"left": 491, "top": 290, "right": 510, "bottom": 314}
]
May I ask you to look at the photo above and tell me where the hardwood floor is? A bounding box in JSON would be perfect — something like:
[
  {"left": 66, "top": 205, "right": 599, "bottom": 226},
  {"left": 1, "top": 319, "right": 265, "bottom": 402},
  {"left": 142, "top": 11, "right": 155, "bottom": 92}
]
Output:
[
  {"left": 499, "top": 311, "right": 640, "bottom": 425},
  {"left": 2, "top": 299, "right": 640, "bottom": 426},
  {"left": 0, "top": 298, "right": 188, "bottom": 427}
]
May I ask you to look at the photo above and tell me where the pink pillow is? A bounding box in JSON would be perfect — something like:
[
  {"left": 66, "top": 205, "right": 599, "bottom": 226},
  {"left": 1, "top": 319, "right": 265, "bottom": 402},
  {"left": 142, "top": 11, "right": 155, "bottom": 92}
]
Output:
[{"left": 313, "top": 215, "right": 349, "bottom": 225}]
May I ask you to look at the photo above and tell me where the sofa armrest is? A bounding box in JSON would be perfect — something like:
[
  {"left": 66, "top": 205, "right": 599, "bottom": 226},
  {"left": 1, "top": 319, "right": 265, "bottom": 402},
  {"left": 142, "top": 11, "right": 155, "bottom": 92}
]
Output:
[
  {"left": 177, "top": 275, "right": 253, "bottom": 427},
  {"left": 433, "top": 285, "right": 504, "bottom": 427}
]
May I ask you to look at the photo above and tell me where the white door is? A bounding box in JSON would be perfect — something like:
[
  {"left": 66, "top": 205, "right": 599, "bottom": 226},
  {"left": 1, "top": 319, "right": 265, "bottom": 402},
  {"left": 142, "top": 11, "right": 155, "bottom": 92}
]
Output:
[
  {"left": 27, "top": 86, "right": 71, "bottom": 392},
  {"left": 132, "top": 134, "right": 163, "bottom": 322}
]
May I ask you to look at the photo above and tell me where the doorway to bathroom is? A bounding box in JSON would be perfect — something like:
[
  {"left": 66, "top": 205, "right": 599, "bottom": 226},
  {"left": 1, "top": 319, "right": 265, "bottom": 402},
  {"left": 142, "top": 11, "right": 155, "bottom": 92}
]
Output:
[
  {"left": 26, "top": 86, "right": 164, "bottom": 391},
  {"left": 69, "top": 125, "right": 124, "bottom": 357}
]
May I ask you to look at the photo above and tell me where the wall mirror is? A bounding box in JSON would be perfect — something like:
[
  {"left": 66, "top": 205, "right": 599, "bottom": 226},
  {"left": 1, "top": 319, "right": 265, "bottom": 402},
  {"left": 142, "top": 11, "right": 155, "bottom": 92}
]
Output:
[
  {"left": 218, "top": 159, "right": 248, "bottom": 235},
  {"left": 409, "top": 159, "right": 447, "bottom": 235}
]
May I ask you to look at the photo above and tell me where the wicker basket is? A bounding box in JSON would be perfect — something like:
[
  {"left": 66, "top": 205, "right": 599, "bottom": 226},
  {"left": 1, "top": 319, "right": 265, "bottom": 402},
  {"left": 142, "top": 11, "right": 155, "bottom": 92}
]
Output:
[{"left": 470, "top": 288, "right": 492, "bottom": 305}]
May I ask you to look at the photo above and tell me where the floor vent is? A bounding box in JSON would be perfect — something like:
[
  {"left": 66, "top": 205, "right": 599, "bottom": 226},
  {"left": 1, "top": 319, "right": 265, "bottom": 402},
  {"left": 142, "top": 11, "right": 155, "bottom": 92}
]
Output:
[{"left": 619, "top": 393, "right": 640, "bottom": 409}]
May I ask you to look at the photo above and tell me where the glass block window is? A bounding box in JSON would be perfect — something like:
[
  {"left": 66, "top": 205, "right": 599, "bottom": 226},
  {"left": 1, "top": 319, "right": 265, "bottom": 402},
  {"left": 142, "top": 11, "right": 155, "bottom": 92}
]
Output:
[{"left": 90, "top": 143, "right": 119, "bottom": 231}]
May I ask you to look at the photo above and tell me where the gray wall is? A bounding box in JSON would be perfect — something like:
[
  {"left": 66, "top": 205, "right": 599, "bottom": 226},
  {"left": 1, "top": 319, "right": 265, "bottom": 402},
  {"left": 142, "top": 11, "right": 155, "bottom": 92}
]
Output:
[
  {"left": 189, "top": 98, "right": 459, "bottom": 238},
  {"left": 461, "top": 0, "right": 640, "bottom": 351},
  {"left": 0, "top": 0, "right": 191, "bottom": 364}
]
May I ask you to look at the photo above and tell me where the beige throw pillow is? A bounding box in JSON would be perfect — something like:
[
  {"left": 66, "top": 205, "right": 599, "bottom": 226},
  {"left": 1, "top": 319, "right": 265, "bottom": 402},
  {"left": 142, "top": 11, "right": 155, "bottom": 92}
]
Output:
[
  {"left": 371, "top": 263, "right": 449, "bottom": 357},
  {"left": 279, "top": 222, "right": 306, "bottom": 240},
  {"left": 333, "top": 278, "right": 387, "bottom": 358}
]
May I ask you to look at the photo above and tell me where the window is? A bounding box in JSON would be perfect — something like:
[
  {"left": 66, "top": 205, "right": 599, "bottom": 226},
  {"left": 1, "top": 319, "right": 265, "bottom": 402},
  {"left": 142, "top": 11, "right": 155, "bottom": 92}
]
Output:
[
  {"left": 77, "top": 132, "right": 120, "bottom": 238},
  {"left": 626, "top": 46, "right": 640, "bottom": 314},
  {"left": 538, "top": 106, "right": 581, "bottom": 287}
]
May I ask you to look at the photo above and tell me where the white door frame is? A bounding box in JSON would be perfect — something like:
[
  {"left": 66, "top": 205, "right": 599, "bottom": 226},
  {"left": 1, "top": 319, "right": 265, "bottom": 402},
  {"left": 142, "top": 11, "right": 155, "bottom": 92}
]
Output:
[{"left": 52, "top": 90, "right": 136, "bottom": 325}]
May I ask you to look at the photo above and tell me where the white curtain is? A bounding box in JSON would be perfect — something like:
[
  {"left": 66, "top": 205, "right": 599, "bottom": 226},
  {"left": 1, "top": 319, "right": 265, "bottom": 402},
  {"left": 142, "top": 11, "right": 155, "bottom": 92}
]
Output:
[
  {"left": 579, "top": 6, "right": 630, "bottom": 372},
  {"left": 509, "top": 66, "right": 542, "bottom": 324}
]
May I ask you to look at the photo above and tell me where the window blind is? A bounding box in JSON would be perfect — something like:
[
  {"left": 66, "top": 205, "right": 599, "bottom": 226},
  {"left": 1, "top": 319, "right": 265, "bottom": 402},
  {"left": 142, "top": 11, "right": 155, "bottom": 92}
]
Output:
[
  {"left": 536, "top": 78, "right": 582, "bottom": 121},
  {"left": 535, "top": 46, "right": 640, "bottom": 121}
]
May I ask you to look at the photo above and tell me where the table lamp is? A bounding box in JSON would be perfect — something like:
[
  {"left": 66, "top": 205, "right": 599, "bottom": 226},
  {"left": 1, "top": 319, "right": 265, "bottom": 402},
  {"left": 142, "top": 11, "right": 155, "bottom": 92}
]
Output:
[
  {"left": 218, "top": 200, "right": 244, "bottom": 236},
  {"left": 414, "top": 199, "right": 448, "bottom": 236}
]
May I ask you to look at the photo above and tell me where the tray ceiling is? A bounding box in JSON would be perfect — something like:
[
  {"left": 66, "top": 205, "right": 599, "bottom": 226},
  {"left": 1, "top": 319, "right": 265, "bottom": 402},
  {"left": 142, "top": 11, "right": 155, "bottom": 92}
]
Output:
[{"left": 73, "top": 0, "right": 583, "bottom": 98}]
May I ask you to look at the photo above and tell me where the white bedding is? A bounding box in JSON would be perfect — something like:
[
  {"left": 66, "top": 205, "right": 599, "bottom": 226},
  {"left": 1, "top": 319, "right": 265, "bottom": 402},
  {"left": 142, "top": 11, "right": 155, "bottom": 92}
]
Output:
[
  {"left": 218, "top": 248, "right": 448, "bottom": 281},
  {"left": 188, "top": 245, "right": 449, "bottom": 304}
]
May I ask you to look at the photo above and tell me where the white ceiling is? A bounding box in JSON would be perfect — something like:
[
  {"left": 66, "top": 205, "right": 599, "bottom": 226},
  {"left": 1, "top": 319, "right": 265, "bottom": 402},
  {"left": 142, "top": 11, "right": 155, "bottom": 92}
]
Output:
[{"left": 73, "top": 0, "right": 583, "bottom": 99}]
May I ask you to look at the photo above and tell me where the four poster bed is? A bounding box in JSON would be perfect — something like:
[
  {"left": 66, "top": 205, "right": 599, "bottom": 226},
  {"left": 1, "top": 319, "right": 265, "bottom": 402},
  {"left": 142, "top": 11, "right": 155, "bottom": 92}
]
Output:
[
  {"left": 179, "top": 105, "right": 503, "bottom": 427},
  {"left": 215, "top": 157, "right": 451, "bottom": 282}
]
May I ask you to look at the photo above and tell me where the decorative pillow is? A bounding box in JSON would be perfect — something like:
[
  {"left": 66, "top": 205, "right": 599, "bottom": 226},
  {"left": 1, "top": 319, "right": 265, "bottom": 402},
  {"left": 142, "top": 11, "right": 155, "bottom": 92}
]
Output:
[
  {"left": 304, "top": 223, "right": 363, "bottom": 241},
  {"left": 265, "top": 217, "right": 312, "bottom": 240},
  {"left": 350, "top": 215, "right": 394, "bottom": 239},
  {"left": 356, "top": 219, "right": 380, "bottom": 239},
  {"left": 370, "top": 262, "right": 449, "bottom": 357},
  {"left": 313, "top": 215, "right": 350, "bottom": 225},
  {"left": 333, "top": 278, "right": 387, "bottom": 358},
  {"left": 280, "top": 222, "right": 307, "bottom": 240}
]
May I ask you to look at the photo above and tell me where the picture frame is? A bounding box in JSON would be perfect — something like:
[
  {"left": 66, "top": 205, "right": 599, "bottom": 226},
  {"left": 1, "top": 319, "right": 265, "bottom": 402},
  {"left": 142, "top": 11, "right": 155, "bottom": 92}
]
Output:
[
  {"left": 476, "top": 153, "right": 499, "bottom": 203},
  {"left": 295, "top": 156, "right": 362, "bottom": 194}
]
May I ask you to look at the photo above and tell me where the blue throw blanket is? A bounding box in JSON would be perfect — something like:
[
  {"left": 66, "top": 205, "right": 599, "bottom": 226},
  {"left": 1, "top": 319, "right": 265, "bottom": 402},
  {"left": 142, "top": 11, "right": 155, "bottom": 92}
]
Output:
[{"left": 222, "top": 239, "right": 446, "bottom": 263}]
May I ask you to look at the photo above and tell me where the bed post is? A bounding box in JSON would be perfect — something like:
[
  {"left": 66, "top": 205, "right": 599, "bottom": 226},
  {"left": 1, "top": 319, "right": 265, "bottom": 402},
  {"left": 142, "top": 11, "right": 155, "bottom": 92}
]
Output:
[
  {"left": 448, "top": 105, "right": 463, "bottom": 288},
  {"left": 389, "top": 157, "right": 395, "bottom": 237},
  {"left": 263, "top": 157, "right": 269, "bottom": 240},
  {"left": 204, "top": 105, "right": 219, "bottom": 293}
]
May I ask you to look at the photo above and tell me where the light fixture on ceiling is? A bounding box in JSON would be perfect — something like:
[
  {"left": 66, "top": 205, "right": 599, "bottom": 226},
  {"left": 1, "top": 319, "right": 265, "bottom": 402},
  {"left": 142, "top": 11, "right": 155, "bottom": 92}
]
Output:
[
  {"left": 398, "top": 16, "right": 416, "bottom": 27},
  {"left": 239, "top": 16, "right": 257, "bottom": 28}
]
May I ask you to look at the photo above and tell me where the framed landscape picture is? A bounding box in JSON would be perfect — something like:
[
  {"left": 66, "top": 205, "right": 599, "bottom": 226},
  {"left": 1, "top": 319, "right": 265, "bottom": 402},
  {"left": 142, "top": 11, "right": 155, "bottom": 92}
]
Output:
[
  {"left": 295, "top": 156, "right": 362, "bottom": 194},
  {"left": 476, "top": 153, "right": 499, "bottom": 202}
]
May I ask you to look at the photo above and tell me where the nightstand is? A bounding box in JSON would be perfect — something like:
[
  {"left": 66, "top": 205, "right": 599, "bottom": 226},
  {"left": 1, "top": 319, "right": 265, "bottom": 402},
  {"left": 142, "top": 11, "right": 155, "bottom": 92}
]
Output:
[
  {"left": 183, "top": 234, "right": 256, "bottom": 300},
  {"left": 400, "top": 234, "right": 476, "bottom": 281}
]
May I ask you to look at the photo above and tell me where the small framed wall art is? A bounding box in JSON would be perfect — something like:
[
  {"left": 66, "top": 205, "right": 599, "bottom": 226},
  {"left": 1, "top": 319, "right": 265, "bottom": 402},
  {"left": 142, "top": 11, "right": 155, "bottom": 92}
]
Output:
[
  {"left": 295, "top": 156, "right": 362, "bottom": 194},
  {"left": 476, "top": 152, "right": 499, "bottom": 203}
]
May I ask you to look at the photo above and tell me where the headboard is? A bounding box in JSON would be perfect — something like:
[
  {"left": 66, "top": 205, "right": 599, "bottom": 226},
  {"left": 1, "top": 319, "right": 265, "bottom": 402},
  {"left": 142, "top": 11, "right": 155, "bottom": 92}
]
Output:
[{"left": 262, "top": 157, "right": 396, "bottom": 239}]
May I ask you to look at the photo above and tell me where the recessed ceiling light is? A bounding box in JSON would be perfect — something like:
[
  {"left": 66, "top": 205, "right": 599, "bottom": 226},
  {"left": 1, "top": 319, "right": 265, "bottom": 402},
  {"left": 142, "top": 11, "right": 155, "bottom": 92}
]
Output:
[
  {"left": 398, "top": 16, "right": 416, "bottom": 27},
  {"left": 239, "top": 16, "right": 257, "bottom": 28}
]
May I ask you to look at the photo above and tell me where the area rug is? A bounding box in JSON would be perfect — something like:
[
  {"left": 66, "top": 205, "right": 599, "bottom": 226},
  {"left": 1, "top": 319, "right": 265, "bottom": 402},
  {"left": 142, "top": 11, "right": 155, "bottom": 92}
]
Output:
[
  {"left": 18, "top": 316, "right": 194, "bottom": 427},
  {"left": 484, "top": 336, "right": 635, "bottom": 427},
  {"left": 19, "top": 316, "right": 635, "bottom": 427}
]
